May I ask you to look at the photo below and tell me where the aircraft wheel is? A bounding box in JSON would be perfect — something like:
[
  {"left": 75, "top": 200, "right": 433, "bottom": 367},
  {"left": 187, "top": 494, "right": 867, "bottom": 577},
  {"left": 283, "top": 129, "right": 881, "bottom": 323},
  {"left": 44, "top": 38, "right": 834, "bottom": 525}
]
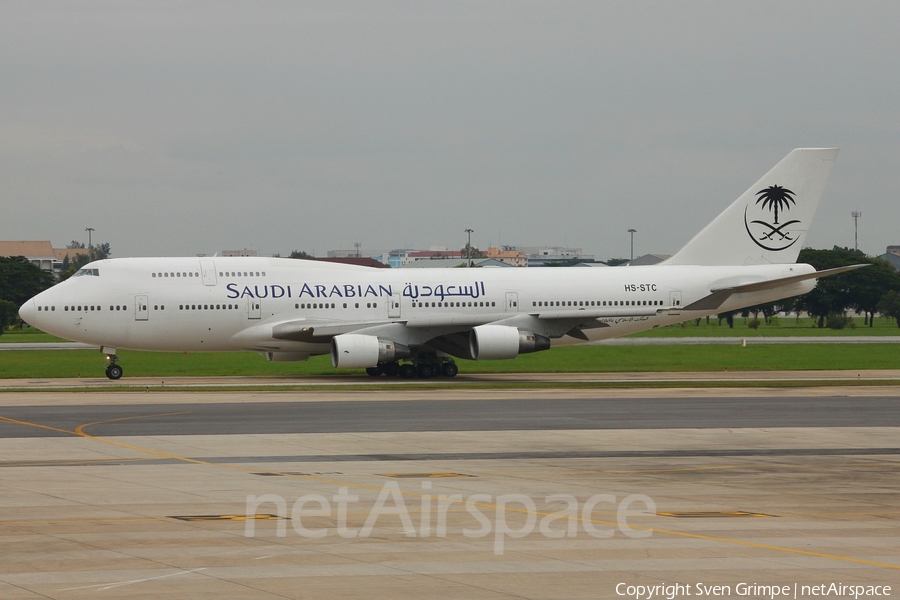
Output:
[
  {"left": 383, "top": 361, "right": 400, "bottom": 377},
  {"left": 416, "top": 363, "right": 435, "bottom": 379},
  {"left": 106, "top": 364, "right": 124, "bottom": 380},
  {"left": 398, "top": 364, "right": 416, "bottom": 379},
  {"left": 440, "top": 362, "right": 459, "bottom": 377},
  {"left": 365, "top": 366, "right": 383, "bottom": 377}
]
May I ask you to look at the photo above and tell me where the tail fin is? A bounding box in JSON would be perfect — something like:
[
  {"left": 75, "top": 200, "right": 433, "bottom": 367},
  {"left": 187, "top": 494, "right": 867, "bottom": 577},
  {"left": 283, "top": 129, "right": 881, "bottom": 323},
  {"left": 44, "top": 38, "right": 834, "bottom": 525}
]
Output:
[{"left": 665, "top": 148, "right": 838, "bottom": 266}]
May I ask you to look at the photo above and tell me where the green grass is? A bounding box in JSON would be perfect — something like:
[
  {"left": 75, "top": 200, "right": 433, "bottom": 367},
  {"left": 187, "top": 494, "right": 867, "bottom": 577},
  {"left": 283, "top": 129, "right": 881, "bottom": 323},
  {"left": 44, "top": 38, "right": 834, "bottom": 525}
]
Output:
[
  {"left": 630, "top": 316, "right": 900, "bottom": 337},
  {"left": 1, "top": 344, "right": 898, "bottom": 379},
  {"left": 0, "top": 328, "right": 67, "bottom": 343}
]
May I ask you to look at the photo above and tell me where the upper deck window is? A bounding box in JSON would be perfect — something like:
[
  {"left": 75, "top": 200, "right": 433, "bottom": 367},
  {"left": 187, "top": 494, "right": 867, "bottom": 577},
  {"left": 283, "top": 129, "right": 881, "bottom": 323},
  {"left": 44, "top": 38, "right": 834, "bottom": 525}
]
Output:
[{"left": 74, "top": 268, "right": 100, "bottom": 277}]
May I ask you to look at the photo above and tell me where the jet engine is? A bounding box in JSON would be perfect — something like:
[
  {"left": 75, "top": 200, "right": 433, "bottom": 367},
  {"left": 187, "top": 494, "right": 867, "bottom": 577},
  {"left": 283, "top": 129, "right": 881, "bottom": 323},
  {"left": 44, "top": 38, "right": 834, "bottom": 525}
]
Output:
[
  {"left": 468, "top": 325, "right": 551, "bottom": 360},
  {"left": 331, "top": 334, "right": 411, "bottom": 368}
]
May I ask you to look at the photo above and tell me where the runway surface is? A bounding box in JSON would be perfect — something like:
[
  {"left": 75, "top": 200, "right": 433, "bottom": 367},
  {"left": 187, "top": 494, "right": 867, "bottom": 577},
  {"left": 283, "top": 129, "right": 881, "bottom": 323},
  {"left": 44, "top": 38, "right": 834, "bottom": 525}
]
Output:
[
  {"left": 2, "top": 395, "right": 900, "bottom": 438},
  {"left": 1, "top": 383, "right": 898, "bottom": 598}
]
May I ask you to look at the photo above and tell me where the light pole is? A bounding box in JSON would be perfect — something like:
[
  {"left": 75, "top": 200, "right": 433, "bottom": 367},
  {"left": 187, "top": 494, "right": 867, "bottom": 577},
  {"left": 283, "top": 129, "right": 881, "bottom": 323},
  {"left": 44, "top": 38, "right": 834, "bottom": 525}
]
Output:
[
  {"left": 627, "top": 228, "right": 636, "bottom": 263},
  {"left": 465, "top": 228, "right": 474, "bottom": 267},
  {"left": 85, "top": 227, "right": 95, "bottom": 262}
]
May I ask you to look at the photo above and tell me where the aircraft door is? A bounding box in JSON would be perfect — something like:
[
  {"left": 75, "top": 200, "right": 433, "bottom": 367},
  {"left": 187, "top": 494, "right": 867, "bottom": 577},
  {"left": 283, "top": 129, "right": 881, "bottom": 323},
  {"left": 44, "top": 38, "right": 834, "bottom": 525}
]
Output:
[
  {"left": 389, "top": 293, "right": 401, "bottom": 319},
  {"left": 668, "top": 291, "right": 682, "bottom": 314},
  {"left": 505, "top": 292, "right": 519, "bottom": 313},
  {"left": 135, "top": 295, "right": 149, "bottom": 321},
  {"left": 248, "top": 298, "right": 261, "bottom": 320},
  {"left": 200, "top": 260, "right": 217, "bottom": 286}
]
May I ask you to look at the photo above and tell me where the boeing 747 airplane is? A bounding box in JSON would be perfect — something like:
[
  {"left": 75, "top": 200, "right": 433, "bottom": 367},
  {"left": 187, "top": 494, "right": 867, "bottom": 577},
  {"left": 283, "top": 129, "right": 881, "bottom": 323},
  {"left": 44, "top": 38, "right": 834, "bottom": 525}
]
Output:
[{"left": 19, "top": 148, "right": 864, "bottom": 379}]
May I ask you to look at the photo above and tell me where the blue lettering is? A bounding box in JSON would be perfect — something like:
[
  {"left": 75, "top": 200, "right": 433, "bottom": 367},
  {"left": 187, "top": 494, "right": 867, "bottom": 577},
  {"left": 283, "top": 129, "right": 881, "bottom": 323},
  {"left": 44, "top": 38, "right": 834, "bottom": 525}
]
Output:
[
  {"left": 298, "top": 283, "right": 314, "bottom": 298},
  {"left": 364, "top": 285, "right": 378, "bottom": 297},
  {"left": 330, "top": 285, "right": 343, "bottom": 297},
  {"left": 378, "top": 284, "right": 392, "bottom": 297},
  {"left": 315, "top": 285, "right": 326, "bottom": 298},
  {"left": 226, "top": 283, "right": 240, "bottom": 299},
  {"left": 241, "top": 286, "right": 254, "bottom": 298},
  {"left": 271, "top": 285, "right": 286, "bottom": 299},
  {"left": 343, "top": 284, "right": 356, "bottom": 298},
  {"left": 253, "top": 285, "right": 269, "bottom": 299}
]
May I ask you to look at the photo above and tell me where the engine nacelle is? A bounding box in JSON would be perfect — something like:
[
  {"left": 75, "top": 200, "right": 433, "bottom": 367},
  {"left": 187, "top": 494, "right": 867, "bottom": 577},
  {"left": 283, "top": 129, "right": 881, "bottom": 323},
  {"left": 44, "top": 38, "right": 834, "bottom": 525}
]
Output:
[
  {"left": 469, "top": 325, "right": 551, "bottom": 360},
  {"left": 330, "top": 334, "right": 410, "bottom": 368}
]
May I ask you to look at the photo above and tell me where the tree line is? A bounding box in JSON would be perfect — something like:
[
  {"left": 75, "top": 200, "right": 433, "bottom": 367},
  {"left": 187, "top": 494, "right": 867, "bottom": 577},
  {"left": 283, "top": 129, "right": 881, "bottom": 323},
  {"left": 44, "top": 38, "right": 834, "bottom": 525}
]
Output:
[{"left": 734, "top": 247, "right": 900, "bottom": 328}]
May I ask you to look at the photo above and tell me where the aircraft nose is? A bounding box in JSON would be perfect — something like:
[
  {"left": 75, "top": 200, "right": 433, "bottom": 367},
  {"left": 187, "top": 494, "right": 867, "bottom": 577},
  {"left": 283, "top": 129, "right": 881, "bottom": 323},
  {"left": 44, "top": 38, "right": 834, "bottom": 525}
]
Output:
[{"left": 19, "top": 299, "right": 37, "bottom": 326}]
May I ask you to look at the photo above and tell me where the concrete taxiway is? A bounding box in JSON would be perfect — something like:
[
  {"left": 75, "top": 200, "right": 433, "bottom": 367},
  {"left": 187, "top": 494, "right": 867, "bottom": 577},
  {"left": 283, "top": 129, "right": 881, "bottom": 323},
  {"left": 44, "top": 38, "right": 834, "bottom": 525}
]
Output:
[{"left": 1, "top": 381, "right": 898, "bottom": 598}]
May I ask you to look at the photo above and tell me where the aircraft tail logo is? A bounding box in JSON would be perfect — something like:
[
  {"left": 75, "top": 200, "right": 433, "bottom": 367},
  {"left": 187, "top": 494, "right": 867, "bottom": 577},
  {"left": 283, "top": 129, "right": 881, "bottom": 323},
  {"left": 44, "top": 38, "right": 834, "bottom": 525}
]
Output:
[
  {"left": 665, "top": 148, "right": 838, "bottom": 266},
  {"left": 744, "top": 184, "right": 801, "bottom": 252}
]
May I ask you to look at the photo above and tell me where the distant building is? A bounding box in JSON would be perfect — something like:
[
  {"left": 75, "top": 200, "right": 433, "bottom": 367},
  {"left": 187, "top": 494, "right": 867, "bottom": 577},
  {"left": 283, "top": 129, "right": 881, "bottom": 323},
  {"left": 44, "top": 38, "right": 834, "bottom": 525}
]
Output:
[
  {"left": 627, "top": 253, "right": 672, "bottom": 266},
  {"left": 221, "top": 249, "right": 259, "bottom": 257},
  {"left": 0, "top": 240, "right": 89, "bottom": 273},
  {"left": 400, "top": 258, "right": 510, "bottom": 269},
  {"left": 484, "top": 246, "right": 528, "bottom": 267},
  {"left": 515, "top": 246, "right": 595, "bottom": 267},
  {"left": 305, "top": 257, "right": 389, "bottom": 269},
  {"left": 879, "top": 245, "right": 900, "bottom": 271},
  {"left": 327, "top": 249, "right": 363, "bottom": 258},
  {"left": 376, "top": 248, "right": 468, "bottom": 268},
  {"left": 407, "top": 249, "right": 466, "bottom": 261}
]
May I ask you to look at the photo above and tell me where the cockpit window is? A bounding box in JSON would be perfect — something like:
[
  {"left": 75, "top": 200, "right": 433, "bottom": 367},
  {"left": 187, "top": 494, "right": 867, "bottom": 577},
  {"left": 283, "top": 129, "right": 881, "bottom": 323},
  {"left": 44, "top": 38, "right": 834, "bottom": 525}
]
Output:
[{"left": 73, "top": 268, "right": 100, "bottom": 277}]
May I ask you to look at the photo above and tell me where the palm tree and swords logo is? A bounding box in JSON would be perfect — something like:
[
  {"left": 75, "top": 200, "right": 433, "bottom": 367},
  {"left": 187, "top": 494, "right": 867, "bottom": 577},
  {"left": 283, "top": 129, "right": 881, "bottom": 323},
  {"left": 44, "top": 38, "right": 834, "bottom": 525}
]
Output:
[{"left": 744, "top": 184, "right": 801, "bottom": 251}]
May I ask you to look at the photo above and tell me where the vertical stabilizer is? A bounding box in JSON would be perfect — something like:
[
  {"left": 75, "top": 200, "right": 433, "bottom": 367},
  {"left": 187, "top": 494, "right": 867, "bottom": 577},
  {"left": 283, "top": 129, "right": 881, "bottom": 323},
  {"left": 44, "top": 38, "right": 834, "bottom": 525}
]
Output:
[{"left": 665, "top": 148, "right": 838, "bottom": 266}]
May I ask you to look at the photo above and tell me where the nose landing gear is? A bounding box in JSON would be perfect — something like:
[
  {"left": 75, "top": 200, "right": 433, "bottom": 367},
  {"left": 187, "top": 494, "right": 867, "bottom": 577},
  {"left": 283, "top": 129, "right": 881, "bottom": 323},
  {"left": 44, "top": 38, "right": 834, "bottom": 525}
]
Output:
[{"left": 103, "top": 349, "right": 123, "bottom": 380}]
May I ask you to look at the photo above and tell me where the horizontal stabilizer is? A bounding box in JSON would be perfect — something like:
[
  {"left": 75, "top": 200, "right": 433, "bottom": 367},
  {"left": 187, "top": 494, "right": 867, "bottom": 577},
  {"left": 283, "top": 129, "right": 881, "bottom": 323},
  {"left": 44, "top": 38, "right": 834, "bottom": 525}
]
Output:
[{"left": 682, "top": 264, "right": 869, "bottom": 311}]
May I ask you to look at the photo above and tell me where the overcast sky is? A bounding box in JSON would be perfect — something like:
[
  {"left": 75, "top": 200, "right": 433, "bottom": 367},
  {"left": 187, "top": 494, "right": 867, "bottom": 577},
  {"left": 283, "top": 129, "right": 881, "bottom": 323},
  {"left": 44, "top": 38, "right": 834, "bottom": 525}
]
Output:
[{"left": 2, "top": 2, "right": 898, "bottom": 261}]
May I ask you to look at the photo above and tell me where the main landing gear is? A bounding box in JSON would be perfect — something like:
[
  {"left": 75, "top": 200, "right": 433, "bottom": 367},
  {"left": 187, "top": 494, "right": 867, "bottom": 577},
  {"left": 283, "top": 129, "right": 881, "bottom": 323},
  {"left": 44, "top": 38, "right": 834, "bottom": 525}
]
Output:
[
  {"left": 365, "top": 359, "right": 459, "bottom": 379},
  {"left": 104, "top": 352, "right": 123, "bottom": 380}
]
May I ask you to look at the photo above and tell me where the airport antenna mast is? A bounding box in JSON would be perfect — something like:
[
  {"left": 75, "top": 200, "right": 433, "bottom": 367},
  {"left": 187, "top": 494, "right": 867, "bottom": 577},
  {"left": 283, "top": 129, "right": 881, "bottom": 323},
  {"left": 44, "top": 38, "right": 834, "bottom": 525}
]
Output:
[{"left": 851, "top": 211, "right": 862, "bottom": 252}]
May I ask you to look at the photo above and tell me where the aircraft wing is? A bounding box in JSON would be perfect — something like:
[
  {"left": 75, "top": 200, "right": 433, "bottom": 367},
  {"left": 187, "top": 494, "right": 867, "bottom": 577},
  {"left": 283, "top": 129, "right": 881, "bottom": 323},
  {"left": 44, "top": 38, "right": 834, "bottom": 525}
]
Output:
[
  {"left": 681, "top": 264, "right": 870, "bottom": 311},
  {"left": 234, "top": 305, "right": 674, "bottom": 349}
]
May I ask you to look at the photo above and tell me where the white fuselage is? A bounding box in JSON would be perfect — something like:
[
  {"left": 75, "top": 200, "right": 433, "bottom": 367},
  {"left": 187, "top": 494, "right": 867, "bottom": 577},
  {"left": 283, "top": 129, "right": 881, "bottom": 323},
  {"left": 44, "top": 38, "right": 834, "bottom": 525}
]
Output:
[{"left": 20, "top": 257, "right": 815, "bottom": 357}]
